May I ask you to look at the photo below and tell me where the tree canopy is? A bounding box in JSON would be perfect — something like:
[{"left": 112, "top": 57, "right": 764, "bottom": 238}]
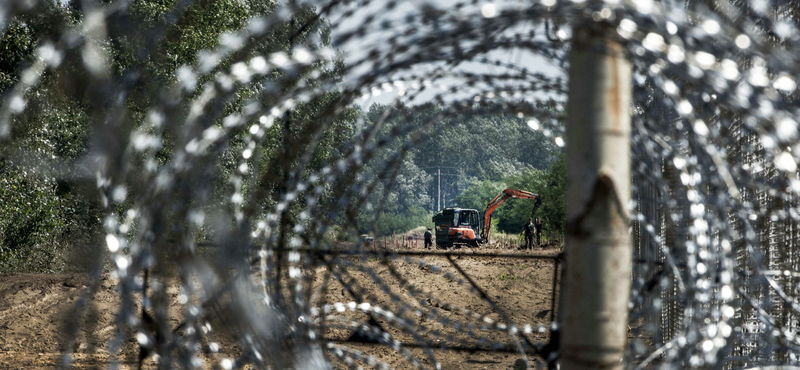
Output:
[
  {"left": 0, "top": 1, "right": 566, "bottom": 270},
  {"left": 355, "top": 102, "right": 564, "bottom": 236},
  {"left": 0, "top": 0, "right": 351, "bottom": 271}
]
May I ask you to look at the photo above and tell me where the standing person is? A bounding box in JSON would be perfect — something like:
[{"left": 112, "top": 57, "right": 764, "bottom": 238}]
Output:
[
  {"left": 523, "top": 218, "right": 534, "bottom": 250},
  {"left": 535, "top": 218, "right": 543, "bottom": 247},
  {"left": 424, "top": 227, "right": 433, "bottom": 249}
]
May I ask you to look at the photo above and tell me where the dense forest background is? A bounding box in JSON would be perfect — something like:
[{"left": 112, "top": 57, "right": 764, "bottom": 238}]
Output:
[
  {"left": 0, "top": 0, "right": 564, "bottom": 272},
  {"left": 357, "top": 103, "right": 565, "bottom": 238}
]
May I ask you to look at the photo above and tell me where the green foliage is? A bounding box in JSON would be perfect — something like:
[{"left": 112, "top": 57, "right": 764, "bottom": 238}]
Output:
[
  {"left": 0, "top": 1, "right": 97, "bottom": 272},
  {"left": 0, "top": 0, "right": 349, "bottom": 271},
  {"left": 394, "top": 103, "right": 558, "bottom": 181},
  {"left": 373, "top": 208, "right": 431, "bottom": 237},
  {"left": 505, "top": 156, "right": 566, "bottom": 236},
  {"left": 354, "top": 102, "right": 562, "bottom": 237},
  {"left": 540, "top": 154, "right": 566, "bottom": 235},
  {"left": 0, "top": 0, "right": 566, "bottom": 271},
  {"left": 498, "top": 273, "right": 524, "bottom": 281},
  {"left": 356, "top": 153, "right": 433, "bottom": 236},
  {"left": 0, "top": 0, "right": 75, "bottom": 93},
  {"left": 0, "top": 156, "right": 100, "bottom": 272},
  {"left": 498, "top": 168, "right": 548, "bottom": 233},
  {"left": 454, "top": 178, "right": 507, "bottom": 211},
  {"left": 453, "top": 153, "right": 566, "bottom": 238},
  {"left": 0, "top": 162, "right": 67, "bottom": 272}
]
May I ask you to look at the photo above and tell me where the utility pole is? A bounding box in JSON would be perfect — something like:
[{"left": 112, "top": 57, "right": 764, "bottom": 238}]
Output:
[
  {"left": 561, "top": 21, "right": 632, "bottom": 370},
  {"left": 437, "top": 167, "right": 441, "bottom": 211}
]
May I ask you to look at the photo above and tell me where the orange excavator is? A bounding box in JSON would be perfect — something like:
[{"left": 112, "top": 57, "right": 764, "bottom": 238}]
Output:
[{"left": 432, "top": 189, "right": 542, "bottom": 248}]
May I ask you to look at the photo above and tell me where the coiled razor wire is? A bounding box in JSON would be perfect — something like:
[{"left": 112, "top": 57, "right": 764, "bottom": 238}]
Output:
[{"left": 6, "top": 0, "right": 800, "bottom": 369}]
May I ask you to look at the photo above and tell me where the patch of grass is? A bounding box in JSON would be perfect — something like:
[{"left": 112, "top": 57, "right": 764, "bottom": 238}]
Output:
[
  {"left": 498, "top": 273, "right": 524, "bottom": 281},
  {"left": 408, "top": 226, "right": 428, "bottom": 235}
]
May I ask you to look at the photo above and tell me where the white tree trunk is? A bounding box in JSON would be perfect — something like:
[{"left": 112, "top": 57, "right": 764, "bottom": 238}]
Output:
[{"left": 561, "top": 25, "right": 632, "bottom": 370}]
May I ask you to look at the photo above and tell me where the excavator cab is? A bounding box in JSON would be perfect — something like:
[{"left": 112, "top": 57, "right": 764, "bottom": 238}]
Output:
[
  {"left": 432, "top": 208, "right": 483, "bottom": 248},
  {"left": 432, "top": 188, "right": 541, "bottom": 249}
]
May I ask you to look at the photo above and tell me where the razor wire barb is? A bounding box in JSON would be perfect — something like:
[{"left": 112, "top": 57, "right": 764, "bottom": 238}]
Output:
[{"left": 4, "top": 0, "right": 800, "bottom": 369}]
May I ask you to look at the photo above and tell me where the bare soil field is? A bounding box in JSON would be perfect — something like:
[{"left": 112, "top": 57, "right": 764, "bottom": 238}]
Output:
[{"left": 0, "top": 242, "right": 562, "bottom": 370}]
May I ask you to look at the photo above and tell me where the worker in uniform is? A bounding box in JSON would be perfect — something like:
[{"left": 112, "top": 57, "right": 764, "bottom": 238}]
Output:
[
  {"left": 424, "top": 227, "right": 433, "bottom": 249},
  {"left": 523, "top": 218, "right": 534, "bottom": 250},
  {"left": 535, "top": 218, "right": 543, "bottom": 247}
]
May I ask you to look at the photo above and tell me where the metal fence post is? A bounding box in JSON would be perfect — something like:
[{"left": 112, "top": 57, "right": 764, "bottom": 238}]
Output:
[{"left": 561, "top": 23, "right": 632, "bottom": 370}]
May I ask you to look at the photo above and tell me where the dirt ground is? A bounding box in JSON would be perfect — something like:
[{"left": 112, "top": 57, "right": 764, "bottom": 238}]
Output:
[{"left": 0, "top": 241, "right": 562, "bottom": 370}]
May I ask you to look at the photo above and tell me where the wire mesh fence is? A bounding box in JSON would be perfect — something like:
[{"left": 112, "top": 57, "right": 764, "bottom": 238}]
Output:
[{"left": 5, "top": 0, "right": 800, "bottom": 369}]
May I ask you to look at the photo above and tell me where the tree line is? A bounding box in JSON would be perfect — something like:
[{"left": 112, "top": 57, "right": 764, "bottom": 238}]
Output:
[
  {"left": 0, "top": 0, "right": 348, "bottom": 271},
  {"left": 355, "top": 102, "right": 565, "bottom": 237},
  {"left": 0, "top": 0, "right": 565, "bottom": 272}
]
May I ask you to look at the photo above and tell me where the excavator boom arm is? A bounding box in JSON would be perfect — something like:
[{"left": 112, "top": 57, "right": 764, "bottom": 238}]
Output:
[{"left": 481, "top": 188, "right": 542, "bottom": 241}]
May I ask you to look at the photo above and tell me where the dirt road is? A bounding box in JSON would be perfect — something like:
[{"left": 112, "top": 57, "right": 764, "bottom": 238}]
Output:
[{"left": 0, "top": 243, "right": 562, "bottom": 369}]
